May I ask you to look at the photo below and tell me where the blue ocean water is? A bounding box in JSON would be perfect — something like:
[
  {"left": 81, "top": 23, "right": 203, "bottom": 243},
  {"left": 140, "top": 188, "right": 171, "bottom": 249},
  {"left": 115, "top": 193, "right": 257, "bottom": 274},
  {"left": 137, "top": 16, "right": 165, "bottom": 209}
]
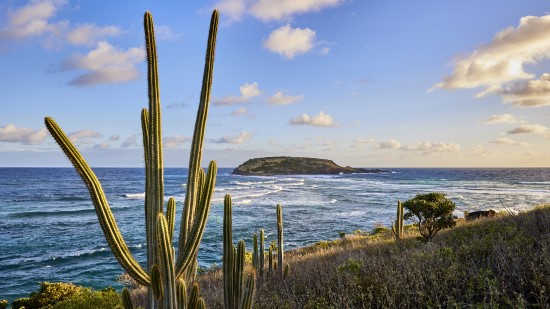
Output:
[{"left": 1, "top": 167, "right": 549, "bottom": 301}]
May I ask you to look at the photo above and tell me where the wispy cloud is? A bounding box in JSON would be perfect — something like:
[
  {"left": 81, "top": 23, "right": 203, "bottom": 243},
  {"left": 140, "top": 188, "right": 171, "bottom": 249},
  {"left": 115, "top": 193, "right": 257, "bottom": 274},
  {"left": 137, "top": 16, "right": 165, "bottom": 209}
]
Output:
[
  {"left": 216, "top": 0, "right": 343, "bottom": 22},
  {"left": 489, "top": 137, "right": 529, "bottom": 146},
  {"left": 109, "top": 134, "right": 120, "bottom": 141},
  {"left": 166, "top": 101, "right": 189, "bottom": 109},
  {"left": 213, "top": 82, "right": 260, "bottom": 105},
  {"left": 231, "top": 107, "right": 248, "bottom": 116},
  {"left": 154, "top": 25, "right": 182, "bottom": 41},
  {"left": 483, "top": 114, "right": 520, "bottom": 124},
  {"left": 401, "top": 142, "right": 461, "bottom": 153},
  {"left": 68, "top": 129, "right": 102, "bottom": 142},
  {"left": 268, "top": 91, "right": 304, "bottom": 105},
  {"left": 263, "top": 25, "right": 316, "bottom": 59},
  {"left": 62, "top": 41, "right": 145, "bottom": 86},
  {"left": 507, "top": 124, "right": 550, "bottom": 136},
  {"left": 163, "top": 135, "right": 191, "bottom": 148},
  {"left": 66, "top": 24, "right": 121, "bottom": 46},
  {"left": 0, "top": 124, "right": 48, "bottom": 145},
  {"left": 289, "top": 111, "right": 336, "bottom": 127},
  {"left": 213, "top": 132, "right": 252, "bottom": 144}
]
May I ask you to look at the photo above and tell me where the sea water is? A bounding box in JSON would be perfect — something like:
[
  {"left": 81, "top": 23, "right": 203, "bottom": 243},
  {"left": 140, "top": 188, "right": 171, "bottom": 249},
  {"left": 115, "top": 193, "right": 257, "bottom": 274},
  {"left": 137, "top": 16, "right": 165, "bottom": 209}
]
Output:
[{"left": 1, "top": 167, "right": 549, "bottom": 301}]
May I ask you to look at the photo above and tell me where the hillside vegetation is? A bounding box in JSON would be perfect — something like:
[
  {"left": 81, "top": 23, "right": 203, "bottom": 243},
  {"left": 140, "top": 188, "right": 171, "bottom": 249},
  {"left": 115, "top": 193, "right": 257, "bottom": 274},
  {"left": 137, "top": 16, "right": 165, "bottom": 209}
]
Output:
[{"left": 198, "top": 205, "right": 550, "bottom": 308}]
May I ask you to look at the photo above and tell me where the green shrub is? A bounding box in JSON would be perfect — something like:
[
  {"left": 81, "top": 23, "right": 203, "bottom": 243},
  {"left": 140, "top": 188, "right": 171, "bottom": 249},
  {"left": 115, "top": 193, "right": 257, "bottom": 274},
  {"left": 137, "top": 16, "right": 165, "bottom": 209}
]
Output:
[
  {"left": 0, "top": 300, "right": 7, "bottom": 309},
  {"left": 51, "top": 287, "right": 121, "bottom": 309},
  {"left": 403, "top": 192, "right": 457, "bottom": 241}
]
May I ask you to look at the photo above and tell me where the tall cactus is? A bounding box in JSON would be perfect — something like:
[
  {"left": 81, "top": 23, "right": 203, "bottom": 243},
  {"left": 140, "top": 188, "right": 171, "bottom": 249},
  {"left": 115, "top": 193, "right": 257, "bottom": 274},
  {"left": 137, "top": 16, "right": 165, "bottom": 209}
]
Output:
[
  {"left": 44, "top": 10, "right": 219, "bottom": 309},
  {"left": 223, "top": 195, "right": 256, "bottom": 309},
  {"left": 259, "top": 229, "right": 265, "bottom": 276},
  {"left": 276, "top": 204, "right": 284, "bottom": 276},
  {"left": 392, "top": 200, "right": 404, "bottom": 240},
  {"left": 252, "top": 233, "right": 259, "bottom": 270}
]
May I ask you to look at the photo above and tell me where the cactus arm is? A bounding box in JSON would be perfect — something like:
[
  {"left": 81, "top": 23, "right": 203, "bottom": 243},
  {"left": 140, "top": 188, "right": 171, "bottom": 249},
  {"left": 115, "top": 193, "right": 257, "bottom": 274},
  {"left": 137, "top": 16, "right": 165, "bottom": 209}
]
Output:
[
  {"left": 122, "top": 288, "right": 135, "bottom": 309},
  {"left": 259, "top": 229, "right": 265, "bottom": 276},
  {"left": 198, "top": 298, "right": 206, "bottom": 309},
  {"left": 141, "top": 108, "right": 155, "bottom": 276},
  {"left": 276, "top": 204, "right": 284, "bottom": 275},
  {"left": 179, "top": 10, "right": 219, "bottom": 260},
  {"left": 157, "top": 213, "right": 177, "bottom": 307},
  {"left": 176, "top": 279, "right": 187, "bottom": 309},
  {"left": 44, "top": 117, "right": 150, "bottom": 286},
  {"left": 150, "top": 264, "right": 163, "bottom": 300},
  {"left": 188, "top": 283, "right": 200, "bottom": 308},
  {"left": 240, "top": 274, "right": 255, "bottom": 309},
  {"left": 234, "top": 240, "right": 245, "bottom": 309},
  {"left": 223, "top": 194, "right": 234, "bottom": 309},
  {"left": 167, "top": 198, "right": 176, "bottom": 241},
  {"left": 175, "top": 161, "right": 217, "bottom": 280}
]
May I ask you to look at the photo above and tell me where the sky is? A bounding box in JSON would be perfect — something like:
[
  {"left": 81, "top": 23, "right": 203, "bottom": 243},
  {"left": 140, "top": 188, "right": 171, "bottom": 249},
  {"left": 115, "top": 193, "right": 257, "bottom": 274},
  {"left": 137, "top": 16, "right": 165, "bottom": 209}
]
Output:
[{"left": 1, "top": 0, "right": 550, "bottom": 168}]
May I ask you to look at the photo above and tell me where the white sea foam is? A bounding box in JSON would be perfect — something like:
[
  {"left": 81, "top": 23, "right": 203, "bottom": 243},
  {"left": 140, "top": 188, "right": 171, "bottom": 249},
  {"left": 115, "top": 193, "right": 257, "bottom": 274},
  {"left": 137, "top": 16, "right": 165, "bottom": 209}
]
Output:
[{"left": 124, "top": 193, "right": 145, "bottom": 199}]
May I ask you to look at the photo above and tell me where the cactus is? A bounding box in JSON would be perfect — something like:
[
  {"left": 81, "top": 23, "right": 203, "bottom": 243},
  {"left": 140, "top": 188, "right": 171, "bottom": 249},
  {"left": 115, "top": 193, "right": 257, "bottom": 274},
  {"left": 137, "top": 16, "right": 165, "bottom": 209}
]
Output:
[
  {"left": 259, "top": 229, "right": 265, "bottom": 276},
  {"left": 44, "top": 10, "right": 219, "bottom": 309},
  {"left": 276, "top": 204, "right": 284, "bottom": 276},
  {"left": 392, "top": 200, "right": 404, "bottom": 240},
  {"left": 223, "top": 195, "right": 256, "bottom": 309},
  {"left": 268, "top": 244, "right": 273, "bottom": 274},
  {"left": 252, "top": 233, "right": 259, "bottom": 270}
]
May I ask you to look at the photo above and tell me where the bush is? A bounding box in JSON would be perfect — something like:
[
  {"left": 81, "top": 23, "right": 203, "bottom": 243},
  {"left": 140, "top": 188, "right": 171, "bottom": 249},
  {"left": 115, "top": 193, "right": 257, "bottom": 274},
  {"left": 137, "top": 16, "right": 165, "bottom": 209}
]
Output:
[
  {"left": 0, "top": 300, "right": 7, "bottom": 309},
  {"left": 403, "top": 192, "right": 457, "bottom": 241}
]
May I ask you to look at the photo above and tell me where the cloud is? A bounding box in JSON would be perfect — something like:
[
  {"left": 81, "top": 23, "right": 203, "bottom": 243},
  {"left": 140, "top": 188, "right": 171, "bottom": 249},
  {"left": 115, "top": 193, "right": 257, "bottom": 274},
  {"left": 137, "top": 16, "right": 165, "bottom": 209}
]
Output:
[
  {"left": 68, "top": 129, "right": 102, "bottom": 142},
  {"left": 401, "top": 142, "right": 461, "bottom": 153},
  {"left": 109, "top": 134, "right": 120, "bottom": 141},
  {"left": 507, "top": 124, "right": 549, "bottom": 136},
  {"left": 122, "top": 135, "right": 138, "bottom": 148},
  {"left": 491, "top": 73, "right": 550, "bottom": 107},
  {"left": 163, "top": 135, "right": 191, "bottom": 148},
  {"left": 213, "top": 82, "right": 260, "bottom": 105},
  {"left": 154, "top": 25, "right": 182, "bottom": 41},
  {"left": 214, "top": 132, "right": 252, "bottom": 144},
  {"left": 63, "top": 41, "right": 145, "bottom": 86},
  {"left": 289, "top": 111, "right": 336, "bottom": 127},
  {"left": 263, "top": 25, "right": 316, "bottom": 59},
  {"left": 0, "top": 124, "right": 48, "bottom": 145},
  {"left": 268, "top": 91, "right": 304, "bottom": 105},
  {"left": 93, "top": 142, "right": 110, "bottom": 149},
  {"left": 433, "top": 15, "right": 550, "bottom": 94},
  {"left": 214, "top": 0, "right": 342, "bottom": 22},
  {"left": 166, "top": 101, "right": 188, "bottom": 109},
  {"left": 0, "top": 0, "right": 68, "bottom": 48},
  {"left": 66, "top": 24, "right": 121, "bottom": 46},
  {"left": 489, "top": 137, "right": 529, "bottom": 146},
  {"left": 483, "top": 114, "right": 519, "bottom": 124},
  {"left": 231, "top": 107, "right": 248, "bottom": 116},
  {"left": 249, "top": 0, "right": 342, "bottom": 21},
  {"left": 375, "top": 139, "right": 401, "bottom": 149}
]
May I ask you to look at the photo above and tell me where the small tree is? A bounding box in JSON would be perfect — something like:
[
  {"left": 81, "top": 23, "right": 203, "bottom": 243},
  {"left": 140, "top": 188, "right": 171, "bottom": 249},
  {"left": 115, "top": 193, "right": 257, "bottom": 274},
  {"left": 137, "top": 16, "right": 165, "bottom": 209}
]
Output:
[{"left": 403, "top": 192, "right": 457, "bottom": 241}]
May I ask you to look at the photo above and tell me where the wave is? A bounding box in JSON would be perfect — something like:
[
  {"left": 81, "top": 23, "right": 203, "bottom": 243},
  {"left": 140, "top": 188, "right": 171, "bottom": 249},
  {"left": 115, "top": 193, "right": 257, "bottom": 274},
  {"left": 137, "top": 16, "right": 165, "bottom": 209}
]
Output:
[
  {"left": 124, "top": 193, "right": 145, "bottom": 199},
  {"left": 517, "top": 181, "right": 550, "bottom": 185},
  {"left": 10, "top": 208, "right": 95, "bottom": 218}
]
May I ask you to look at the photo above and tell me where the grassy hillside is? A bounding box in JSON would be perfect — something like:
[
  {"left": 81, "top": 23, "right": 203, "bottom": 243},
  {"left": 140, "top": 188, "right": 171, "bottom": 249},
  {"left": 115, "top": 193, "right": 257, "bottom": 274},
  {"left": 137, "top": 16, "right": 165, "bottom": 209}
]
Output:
[{"left": 198, "top": 205, "right": 550, "bottom": 308}]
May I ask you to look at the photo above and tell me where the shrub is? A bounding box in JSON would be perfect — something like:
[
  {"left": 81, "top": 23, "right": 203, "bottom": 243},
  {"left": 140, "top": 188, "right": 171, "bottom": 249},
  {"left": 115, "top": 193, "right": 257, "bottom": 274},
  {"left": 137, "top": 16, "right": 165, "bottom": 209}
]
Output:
[
  {"left": 0, "top": 300, "right": 7, "bottom": 309},
  {"left": 403, "top": 192, "right": 457, "bottom": 241}
]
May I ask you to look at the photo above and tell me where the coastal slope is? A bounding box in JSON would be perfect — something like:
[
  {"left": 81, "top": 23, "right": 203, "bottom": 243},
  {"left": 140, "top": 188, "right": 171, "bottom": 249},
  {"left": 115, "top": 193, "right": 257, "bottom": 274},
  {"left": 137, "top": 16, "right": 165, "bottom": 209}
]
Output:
[{"left": 232, "top": 156, "right": 383, "bottom": 176}]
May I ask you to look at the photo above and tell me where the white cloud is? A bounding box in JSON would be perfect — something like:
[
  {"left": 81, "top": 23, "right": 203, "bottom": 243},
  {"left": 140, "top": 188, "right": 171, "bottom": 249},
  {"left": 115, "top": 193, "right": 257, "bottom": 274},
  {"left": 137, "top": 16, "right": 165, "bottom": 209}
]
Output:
[
  {"left": 154, "top": 25, "right": 182, "bottom": 41},
  {"left": 67, "top": 24, "right": 121, "bottom": 46},
  {"left": 483, "top": 114, "right": 519, "bottom": 124},
  {"left": 401, "top": 142, "right": 461, "bottom": 153},
  {"left": 163, "top": 135, "right": 191, "bottom": 148},
  {"left": 268, "top": 91, "right": 304, "bottom": 105},
  {"left": 231, "top": 107, "right": 248, "bottom": 116},
  {"left": 433, "top": 15, "right": 550, "bottom": 94},
  {"left": 0, "top": 124, "right": 48, "bottom": 145},
  {"left": 214, "top": 132, "right": 252, "bottom": 144},
  {"left": 109, "top": 134, "right": 120, "bottom": 141},
  {"left": 489, "top": 137, "right": 529, "bottom": 146},
  {"left": 375, "top": 139, "right": 401, "bottom": 149},
  {"left": 263, "top": 25, "right": 316, "bottom": 59},
  {"left": 122, "top": 135, "right": 138, "bottom": 148},
  {"left": 214, "top": 0, "right": 343, "bottom": 22},
  {"left": 507, "top": 124, "right": 549, "bottom": 136},
  {"left": 249, "top": 0, "right": 342, "bottom": 21},
  {"left": 0, "top": 0, "right": 68, "bottom": 48},
  {"left": 491, "top": 73, "right": 550, "bottom": 107},
  {"left": 63, "top": 41, "right": 145, "bottom": 86},
  {"left": 214, "top": 82, "right": 260, "bottom": 105},
  {"left": 93, "top": 142, "right": 110, "bottom": 149},
  {"left": 289, "top": 111, "right": 335, "bottom": 127},
  {"left": 68, "top": 129, "right": 102, "bottom": 142}
]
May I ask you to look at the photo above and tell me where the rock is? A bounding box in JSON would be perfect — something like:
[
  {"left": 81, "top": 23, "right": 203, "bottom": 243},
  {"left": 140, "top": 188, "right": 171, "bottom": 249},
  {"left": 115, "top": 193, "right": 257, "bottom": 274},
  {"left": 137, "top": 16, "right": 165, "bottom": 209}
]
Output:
[
  {"left": 232, "top": 156, "right": 385, "bottom": 176},
  {"left": 465, "top": 210, "right": 497, "bottom": 221}
]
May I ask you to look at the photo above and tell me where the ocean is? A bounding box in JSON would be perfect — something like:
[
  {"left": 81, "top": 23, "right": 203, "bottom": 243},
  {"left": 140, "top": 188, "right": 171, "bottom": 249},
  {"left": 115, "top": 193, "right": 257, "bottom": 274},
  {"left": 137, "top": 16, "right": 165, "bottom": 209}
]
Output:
[{"left": 1, "top": 167, "right": 549, "bottom": 301}]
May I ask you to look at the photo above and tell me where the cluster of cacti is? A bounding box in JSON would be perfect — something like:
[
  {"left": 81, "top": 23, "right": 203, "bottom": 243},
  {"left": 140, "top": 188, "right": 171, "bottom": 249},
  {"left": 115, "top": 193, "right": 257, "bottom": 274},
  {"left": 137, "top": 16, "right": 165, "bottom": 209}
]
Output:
[
  {"left": 392, "top": 200, "right": 404, "bottom": 240},
  {"left": 223, "top": 195, "right": 255, "bottom": 309},
  {"left": 254, "top": 204, "right": 289, "bottom": 279},
  {"left": 45, "top": 10, "right": 219, "bottom": 309}
]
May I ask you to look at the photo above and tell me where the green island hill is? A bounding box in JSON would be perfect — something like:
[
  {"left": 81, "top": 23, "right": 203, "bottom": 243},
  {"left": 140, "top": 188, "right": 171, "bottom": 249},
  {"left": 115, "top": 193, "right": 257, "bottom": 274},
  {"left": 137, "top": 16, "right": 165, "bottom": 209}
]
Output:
[{"left": 232, "top": 156, "right": 386, "bottom": 176}]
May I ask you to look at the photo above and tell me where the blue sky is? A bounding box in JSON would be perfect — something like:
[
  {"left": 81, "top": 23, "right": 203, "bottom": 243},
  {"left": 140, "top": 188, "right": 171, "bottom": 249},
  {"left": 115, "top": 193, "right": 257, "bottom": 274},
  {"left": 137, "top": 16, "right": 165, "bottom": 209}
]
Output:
[{"left": 1, "top": 0, "right": 549, "bottom": 167}]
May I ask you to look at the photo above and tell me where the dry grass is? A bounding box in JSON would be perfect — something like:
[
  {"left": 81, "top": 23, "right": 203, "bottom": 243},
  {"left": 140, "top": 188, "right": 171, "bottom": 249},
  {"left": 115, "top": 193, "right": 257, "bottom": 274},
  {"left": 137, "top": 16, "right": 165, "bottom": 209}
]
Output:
[{"left": 195, "top": 205, "right": 550, "bottom": 308}]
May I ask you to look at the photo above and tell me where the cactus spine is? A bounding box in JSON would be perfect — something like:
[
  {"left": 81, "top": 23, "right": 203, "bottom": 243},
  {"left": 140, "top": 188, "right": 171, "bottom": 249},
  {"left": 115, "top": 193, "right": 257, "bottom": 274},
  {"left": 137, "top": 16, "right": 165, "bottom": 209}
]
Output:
[
  {"left": 44, "top": 10, "right": 219, "bottom": 309},
  {"left": 223, "top": 195, "right": 255, "bottom": 309},
  {"left": 392, "top": 200, "right": 404, "bottom": 240}
]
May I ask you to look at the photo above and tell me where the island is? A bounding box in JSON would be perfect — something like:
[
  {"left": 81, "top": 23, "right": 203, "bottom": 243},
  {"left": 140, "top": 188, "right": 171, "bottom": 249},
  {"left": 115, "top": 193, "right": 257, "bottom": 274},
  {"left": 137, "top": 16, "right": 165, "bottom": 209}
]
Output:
[{"left": 232, "top": 156, "right": 386, "bottom": 176}]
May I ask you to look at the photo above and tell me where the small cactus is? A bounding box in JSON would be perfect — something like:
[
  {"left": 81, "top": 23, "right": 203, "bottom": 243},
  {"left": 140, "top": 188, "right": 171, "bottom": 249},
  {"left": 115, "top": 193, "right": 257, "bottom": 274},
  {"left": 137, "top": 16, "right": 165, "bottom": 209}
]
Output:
[
  {"left": 392, "top": 200, "right": 404, "bottom": 240},
  {"left": 276, "top": 204, "right": 284, "bottom": 276},
  {"left": 259, "top": 229, "right": 265, "bottom": 276}
]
